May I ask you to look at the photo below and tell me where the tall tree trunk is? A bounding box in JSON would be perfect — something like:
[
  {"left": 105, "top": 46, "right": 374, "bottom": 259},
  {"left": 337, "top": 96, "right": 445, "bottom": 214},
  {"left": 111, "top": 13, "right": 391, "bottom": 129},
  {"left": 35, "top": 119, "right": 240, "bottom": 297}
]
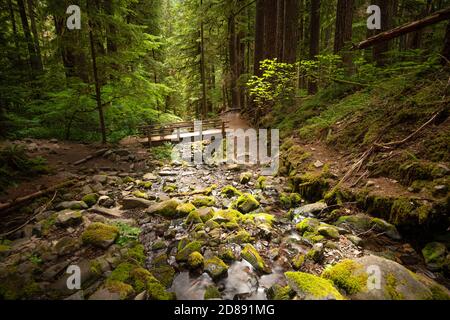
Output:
[
  {"left": 253, "top": 0, "right": 265, "bottom": 76},
  {"left": 17, "top": 0, "right": 39, "bottom": 75},
  {"left": 26, "top": 0, "right": 43, "bottom": 71},
  {"left": 88, "top": 2, "right": 107, "bottom": 144},
  {"left": 200, "top": 1, "right": 207, "bottom": 118},
  {"left": 264, "top": 0, "right": 278, "bottom": 60},
  {"left": 276, "top": 0, "right": 285, "bottom": 60},
  {"left": 284, "top": 0, "right": 299, "bottom": 63},
  {"left": 7, "top": 0, "right": 20, "bottom": 59},
  {"left": 373, "top": 0, "right": 394, "bottom": 66},
  {"left": 334, "top": 0, "right": 354, "bottom": 53},
  {"left": 308, "top": 0, "right": 320, "bottom": 94},
  {"left": 229, "top": 16, "right": 240, "bottom": 111},
  {"left": 442, "top": 21, "right": 450, "bottom": 65}
]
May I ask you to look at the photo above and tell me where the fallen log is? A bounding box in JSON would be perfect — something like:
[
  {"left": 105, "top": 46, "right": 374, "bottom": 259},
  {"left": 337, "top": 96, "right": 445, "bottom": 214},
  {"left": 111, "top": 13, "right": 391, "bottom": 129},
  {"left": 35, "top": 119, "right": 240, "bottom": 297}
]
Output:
[
  {"left": 73, "top": 148, "right": 109, "bottom": 165},
  {"left": 0, "top": 179, "right": 77, "bottom": 213},
  {"left": 354, "top": 7, "right": 450, "bottom": 50}
]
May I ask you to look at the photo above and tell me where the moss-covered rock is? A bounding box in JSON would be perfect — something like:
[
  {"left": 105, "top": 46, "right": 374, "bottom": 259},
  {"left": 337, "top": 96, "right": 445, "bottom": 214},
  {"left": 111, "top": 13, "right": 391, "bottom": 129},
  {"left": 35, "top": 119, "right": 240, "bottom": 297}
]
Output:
[
  {"left": 422, "top": 242, "right": 447, "bottom": 271},
  {"left": 218, "top": 246, "right": 236, "bottom": 261},
  {"left": 289, "top": 171, "right": 330, "bottom": 202},
  {"left": 163, "top": 184, "right": 177, "bottom": 193},
  {"left": 204, "top": 256, "right": 229, "bottom": 280},
  {"left": 128, "top": 267, "right": 174, "bottom": 300},
  {"left": 187, "top": 252, "right": 204, "bottom": 269},
  {"left": 280, "top": 193, "right": 302, "bottom": 209},
  {"left": 204, "top": 285, "right": 221, "bottom": 299},
  {"left": 285, "top": 271, "right": 344, "bottom": 300},
  {"left": 335, "top": 215, "right": 401, "bottom": 240},
  {"left": 192, "top": 196, "right": 216, "bottom": 207},
  {"left": 267, "top": 284, "right": 295, "bottom": 300},
  {"left": 317, "top": 224, "right": 340, "bottom": 240},
  {"left": 321, "top": 259, "right": 368, "bottom": 295},
  {"left": 133, "top": 190, "right": 149, "bottom": 200},
  {"left": 296, "top": 218, "right": 320, "bottom": 235},
  {"left": 185, "top": 210, "right": 203, "bottom": 225},
  {"left": 146, "top": 199, "right": 180, "bottom": 218},
  {"left": 138, "top": 181, "right": 153, "bottom": 189},
  {"left": 241, "top": 244, "right": 271, "bottom": 273},
  {"left": 176, "top": 202, "right": 196, "bottom": 216},
  {"left": 81, "top": 222, "right": 119, "bottom": 248},
  {"left": 198, "top": 207, "right": 215, "bottom": 222},
  {"left": 82, "top": 193, "right": 99, "bottom": 207},
  {"left": 212, "top": 209, "right": 243, "bottom": 223},
  {"left": 239, "top": 172, "right": 252, "bottom": 184},
  {"left": 242, "top": 213, "right": 276, "bottom": 227},
  {"left": 255, "top": 176, "right": 267, "bottom": 189},
  {"left": 292, "top": 254, "right": 305, "bottom": 270},
  {"left": 221, "top": 185, "right": 242, "bottom": 198},
  {"left": 176, "top": 241, "right": 202, "bottom": 262},
  {"left": 227, "top": 230, "right": 252, "bottom": 244},
  {"left": 233, "top": 193, "right": 260, "bottom": 213},
  {"left": 150, "top": 264, "right": 175, "bottom": 288},
  {"left": 55, "top": 209, "right": 83, "bottom": 227}
]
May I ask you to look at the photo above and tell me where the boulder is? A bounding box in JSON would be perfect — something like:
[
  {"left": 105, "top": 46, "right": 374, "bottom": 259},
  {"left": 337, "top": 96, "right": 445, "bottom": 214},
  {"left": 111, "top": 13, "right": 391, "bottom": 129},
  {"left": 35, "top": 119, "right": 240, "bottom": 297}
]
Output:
[
  {"left": 121, "top": 197, "right": 152, "bottom": 209},
  {"left": 55, "top": 209, "right": 83, "bottom": 227},
  {"left": 146, "top": 199, "right": 180, "bottom": 218},
  {"left": 241, "top": 244, "right": 271, "bottom": 273},
  {"left": 56, "top": 201, "right": 88, "bottom": 210},
  {"left": 81, "top": 222, "right": 119, "bottom": 249},
  {"left": 285, "top": 272, "right": 344, "bottom": 300},
  {"left": 204, "top": 257, "right": 229, "bottom": 280},
  {"left": 422, "top": 242, "right": 448, "bottom": 271},
  {"left": 234, "top": 193, "right": 259, "bottom": 214}
]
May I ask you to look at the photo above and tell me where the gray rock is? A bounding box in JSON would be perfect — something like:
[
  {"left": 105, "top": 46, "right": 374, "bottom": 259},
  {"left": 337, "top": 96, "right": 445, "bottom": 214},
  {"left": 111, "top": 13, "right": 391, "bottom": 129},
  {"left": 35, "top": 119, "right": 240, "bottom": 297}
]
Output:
[
  {"left": 56, "top": 201, "right": 88, "bottom": 210},
  {"left": 120, "top": 197, "right": 152, "bottom": 209},
  {"left": 143, "top": 173, "right": 158, "bottom": 181},
  {"left": 98, "top": 195, "right": 114, "bottom": 208},
  {"left": 92, "top": 175, "right": 108, "bottom": 184},
  {"left": 55, "top": 210, "right": 83, "bottom": 227},
  {"left": 54, "top": 236, "right": 80, "bottom": 256},
  {"left": 292, "top": 202, "right": 327, "bottom": 217}
]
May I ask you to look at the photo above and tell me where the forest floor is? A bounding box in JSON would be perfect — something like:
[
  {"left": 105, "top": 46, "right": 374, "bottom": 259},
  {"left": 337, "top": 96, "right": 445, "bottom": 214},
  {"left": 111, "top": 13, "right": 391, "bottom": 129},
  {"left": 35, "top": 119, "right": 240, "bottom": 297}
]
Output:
[{"left": 0, "top": 114, "right": 449, "bottom": 300}]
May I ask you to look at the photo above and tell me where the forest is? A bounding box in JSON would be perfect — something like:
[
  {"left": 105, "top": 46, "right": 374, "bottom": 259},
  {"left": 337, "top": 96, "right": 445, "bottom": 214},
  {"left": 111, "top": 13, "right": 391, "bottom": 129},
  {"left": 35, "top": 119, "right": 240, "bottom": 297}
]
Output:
[{"left": 0, "top": 0, "right": 449, "bottom": 302}]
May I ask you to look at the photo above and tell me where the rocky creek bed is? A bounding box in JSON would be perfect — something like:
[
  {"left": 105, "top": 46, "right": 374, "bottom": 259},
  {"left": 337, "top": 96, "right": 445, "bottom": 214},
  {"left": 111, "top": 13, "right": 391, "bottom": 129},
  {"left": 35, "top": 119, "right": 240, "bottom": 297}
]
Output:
[{"left": 0, "top": 144, "right": 449, "bottom": 300}]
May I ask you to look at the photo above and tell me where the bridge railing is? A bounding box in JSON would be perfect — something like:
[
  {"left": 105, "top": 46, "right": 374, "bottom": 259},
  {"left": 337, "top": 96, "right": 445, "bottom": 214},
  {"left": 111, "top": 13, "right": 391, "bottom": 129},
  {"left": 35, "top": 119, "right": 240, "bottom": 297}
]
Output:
[{"left": 138, "top": 118, "right": 230, "bottom": 145}]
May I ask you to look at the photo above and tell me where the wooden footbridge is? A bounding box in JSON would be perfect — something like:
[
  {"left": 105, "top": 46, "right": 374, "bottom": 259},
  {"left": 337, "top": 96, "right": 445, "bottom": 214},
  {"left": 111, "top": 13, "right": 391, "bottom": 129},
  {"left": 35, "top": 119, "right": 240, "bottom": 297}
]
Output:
[{"left": 138, "top": 118, "right": 231, "bottom": 145}]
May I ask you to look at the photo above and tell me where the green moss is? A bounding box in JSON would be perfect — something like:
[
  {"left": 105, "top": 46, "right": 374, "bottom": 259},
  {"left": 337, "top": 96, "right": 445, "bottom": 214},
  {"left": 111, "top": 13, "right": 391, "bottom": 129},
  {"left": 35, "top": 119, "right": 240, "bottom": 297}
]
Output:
[
  {"left": 239, "top": 172, "right": 252, "bottom": 184},
  {"left": 108, "top": 262, "right": 135, "bottom": 283},
  {"left": 422, "top": 242, "right": 447, "bottom": 268},
  {"left": 125, "top": 243, "right": 146, "bottom": 266},
  {"left": 123, "top": 176, "right": 135, "bottom": 183},
  {"left": 149, "top": 265, "right": 175, "bottom": 287},
  {"left": 242, "top": 213, "right": 275, "bottom": 226},
  {"left": 317, "top": 224, "right": 340, "bottom": 239},
  {"left": 280, "top": 193, "right": 302, "bottom": 209},
  {"left": 147, "top": 199, "right": 180, "bottom": 218},
  {"left": 389, "top": 197, "right": 415, "bottom": 226},
  {"left": 227, "top": 230, "right": 252, "bottom": 244},
  {"left": 185, "top": 210, "right": 203, "bottom": 225},
  {"left": 221, "top": 185, "right": 242, "bottom": 198},
  {"left": 133, "top": 190, "right": 149, "bottom": 199},
  {"left": 213, "top": 209, "right": 244, "bottom": 223},
  {"left": 104, "top": 280, "right": 135, "bottom": 299},
  {"left": 268, "top": 284, "right": 295, "bottom": 300},
  {"left": 204, "top": 285, "right": 221, "bottom": 299},
  {"left": 187, "top": 252, "right": 204, "bottom": 269},
  {"left": 0, "top": 268, "right": 41, "bottom": 300},
  {"left": 218, "top": 246, "right": 235, "bottom": 261},
  {"left": 233, "top": 193, "right": 260, "bottom": 214},
  {"left": 177, "top": 202, "right": 196, "bottom": 217},
  {"left": 192, "top": 196, "right": 216, "bottom": 207},
  {"left": 296, "top": 218, "right": 320, "bottom": 235},
  {"left": 290, "top": 171, "right": 330, "bottom": 202},
  {"left": 81, "top": 193, "right": 99, "bottom": 207},
  {"left": 204, "top": 256, "right": 229, "bottom": 280},
  {"left": 386, "top": 273, "right": 403, "bottom": 300},
  {"left": 163, "top": 184, "right": 177, "bottom": 193},
  {"left": 81, "top": 222, "right": 119, "bottom": 248},
  {"left": 292, "top": 254, "right": 305, "bottom": 270},
  {"left": 241, "top": 244, "right": 270, "bottom": 273},
  {"left": 176, "top": 241, "right": 202, "bottom": 262},
  {"left": 255, "top": 176, "right": 267, "bottom": 189},
  {"left": 138, "top": 181, "right": 153, "bottom": 189},
  {"left": 285, "top": 271, "right": 344, "bottom": 300},
  {"left": 321, "top": 259, "right": 368, "bottom": 295}
]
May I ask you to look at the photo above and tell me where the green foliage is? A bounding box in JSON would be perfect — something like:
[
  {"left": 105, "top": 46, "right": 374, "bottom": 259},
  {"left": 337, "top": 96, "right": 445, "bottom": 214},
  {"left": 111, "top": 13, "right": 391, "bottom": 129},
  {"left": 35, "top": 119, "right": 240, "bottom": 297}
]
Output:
[
  {"left": 247, "top": 59, "right": 297, "bottom": 110},
  {"left": 0, "top": 144, "right": 50, "bottom": 192},
  {"left": 114, "top": 222, "right": 142, "bottom": 246},
  {"left": 151, "top": 143, "right": 173, "bottom": 160}
]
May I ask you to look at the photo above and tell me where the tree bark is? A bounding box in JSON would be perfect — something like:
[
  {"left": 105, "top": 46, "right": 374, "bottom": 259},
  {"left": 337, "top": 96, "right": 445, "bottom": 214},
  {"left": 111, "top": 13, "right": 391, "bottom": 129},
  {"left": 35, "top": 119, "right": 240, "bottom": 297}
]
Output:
[
  {"left": 253, "top": 0, "right": 265, "bottom": 76},
  {"left": 228, "top": 16, "right": 241, "bottom": 111},
  {"left": 88, "top": 2, "right": 107, "bottom": 144},
  {"left": 308, "top": 0, "right": 320, "bottom": 94},
  {"left": 334, "top": 0, "right": 354, "bottom": 54},
  {"left": 200, "top": 0, "right": 207, "bottom": 117},
  {"left": 372, "top": 0, "right": 394, "bottom": 66},
  {"left": 7, "top": 0, "right": 20, "bottom": 59},
  {"left": 26, "top": 0, "right": 43, "bottom": 71},
  {"left": 264, "top": 0, "right": 278, "bottom": 60},
  {"left": 283, "top": 0, "right": 299, "bottom": 63},
  {"left": 276, "top": 0, "right": 285, "bottom": 60},
  {"left": 17, "top": 0, "right": 40, "bottom": 75},
  {"left": 442, "top": 21, "right": 450, "bottom": 64}
]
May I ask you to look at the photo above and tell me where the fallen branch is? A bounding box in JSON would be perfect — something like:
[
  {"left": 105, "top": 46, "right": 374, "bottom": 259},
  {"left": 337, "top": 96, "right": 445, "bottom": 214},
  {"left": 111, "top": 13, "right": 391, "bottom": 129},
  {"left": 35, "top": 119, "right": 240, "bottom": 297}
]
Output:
[
  {"left": 0, "top": 191, "right": 57, "bottom": 237},
  {"left": 353, "top": 7, "right": 450, "bottom": 50},
  {"left": 73, "top": 148, "right": 109, "bottom": 165},
  {"left": 0, "top": 179, "right": 77, "bottom": 213}
]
